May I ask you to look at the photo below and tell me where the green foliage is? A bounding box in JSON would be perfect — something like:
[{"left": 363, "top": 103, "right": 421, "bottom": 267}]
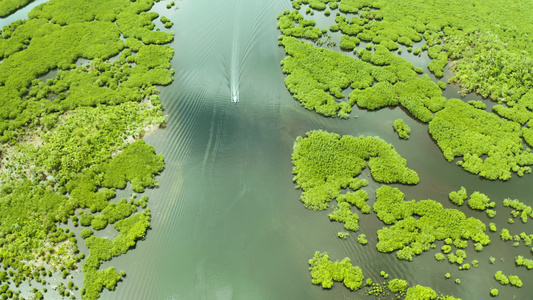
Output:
[
  {"left": 357, "top": 234, "right": 368, "bottom": 245},
  {"left": 494, "top": 271, "right": 509, "bottom": 285},
  {"left": 0, "top": 0, "right": 34, "bottom": 17},
  {"left": 447, "top": 250, "right": 467, "bottom": 265},
  {"left": 405, "top": 285, "right": 437, "bottom": 300},
  {"left": 279, "top": 29, "right": 444, "bottom": 121},
  {"left": 428, "top": 52, "right": 448, "bottom": 78},
  {"left": 308, "top": 251, "right": 365, "bottom": 291},
  {"left": 393, "top": 119, "right": 410, "bottom": 139},
  {"left": 508, "top": 275, "right": 522, "bottom": 287},
  {"left": 516, "top": 255, "right": 533, "bottom": 269},
  {"left": 434, "top": 253, "right": 445, "bottom": 262},
  {"left": 0, "top": 138, "right": 163, "bottom": 299},
  {"left": 91, "top": 216, "right": 108, "bottom": 231},
  {"left": 23, "top": 102, "right": 161, "bottom": 183},
  {"left": 133, "top": 195, "right": 149, "bottom": 208},
  {"left": 339, "top": 35, "right": 359, "bottom": 50},
  {"left": 448, "top": 187, "right": 467, "bottom": 206},
  {"left": 338, "top": 232, "right": 349, "bottom": 239},
  {"left": 503, "top": 198, "right": 533, "bottom": 223},
  {"left": 467, "top": 100, "right": 486, "bottom": 110},
  {"left": 80, "top": 212, "right": 95, "bottom": 226},
  {"left": 374, "top": 185, "right": 490, "bottom": 260},
  {"left": 292, "top": 130, "right": 419, "bottom": 210},
  {"left": 277, "top": 11, "right": 323, "bottom": 41},
  {"left": 500, "top": 228, "right": 512, "bottom": 241},
  {"left": 83, "top": 210, "right": 151, "bottom": 299},
  {"left": 490, "top": 289, "right": 498, "bottom": 296},
  {"left": 338, "top": 189, "right": 372, "bottom": 213},
  {"left": 329, "top": 202, "right": 359, "bottom": 231},
  {"left": 81, "top": 228, "right": 94, "bottom": 239},
  {"left": 101, "top": 140, "right": 165, "bottom": 192},
  {"left": 0, "top": 0, "right": 174, "bottom": 144},
  {"left": 467, "top": 192, "right": 495, "bottom": 210},
  {"left": 449, "top": 31, "right": 533, "bottom": 104},
  {"left": 388, "top": 278, "right": 407, "bottom": 293},
  {"left": 279, "top": 35, "right": 369, "bottom": 117},
  {"left": 429, "top": 99, "right": 533, "bottom": 180},
  {"left": 0, "top": 20, "right": 171, "bottom": 300}
]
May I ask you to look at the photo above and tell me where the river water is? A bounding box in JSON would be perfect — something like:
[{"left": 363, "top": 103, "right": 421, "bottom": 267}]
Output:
[{"left": 2, "top": 0, "right": 533, "bottom": 299}]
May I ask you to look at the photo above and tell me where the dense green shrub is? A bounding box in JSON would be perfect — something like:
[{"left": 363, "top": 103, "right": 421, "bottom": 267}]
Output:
[
  {"left": 404, "top": 285, "right": 437, "bottom": 300},
  {"left": 329, "top": 202, "right": 359, "bottom": 231},
  {"left": 0, "top": 0, "right": 174, "bottom": 144},
  {"left": 338, "top": 232, "right": 349, "bottom": 239},
  {"left": 308, "top": 251, "right": 365, "bottom": 291},
  {"left": 516, "top": 255, "right": 533, "bottom": 269},
  {"left": 0, "top": 1, "right": 172, "bottom": 291},
  {"left": 448, "top": 187, "right": 467, "bottom": 206},
  {"left": 503, "top": 198, "right": 533, "bottom": 223},
  {"left": 388, "top": 278, "right": 408, "bottom": 293},
  {"left": 279, "top": 33, "right": 444, "bottom": 121},
  {"left": 101, "top": 140, "right": 165, "bottom": 192},
  {"left": 467, "top": 192, "right": 495, "bottom": 210},
  {"left": 0, "top": 0, "right": 34, "bottom": 17},
  {"left": 292, "top": 130, "right": 419, "bottom": 210},
  {"left": 374, "top": 185, "right": 490, "bottom": 260},
  {"left": 81, "top": 229, "right": 94, "bottom": 239},
  {"left": 429, "top": 99, "right": 533, "bottom": 180},
  {"left": 393, "top": 119, "right": 410, "bottom": 139},
  {"left": 358, "top": 234, "right": 368, "bottom": 245},
  {"left": 467, "top": 100, "right": 486, "bottom": 110}
]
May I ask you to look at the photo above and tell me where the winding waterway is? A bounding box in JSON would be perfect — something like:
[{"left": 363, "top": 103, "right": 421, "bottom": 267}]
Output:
[{"left": 3, "top": 0, "right": 533, "bottom": 299}]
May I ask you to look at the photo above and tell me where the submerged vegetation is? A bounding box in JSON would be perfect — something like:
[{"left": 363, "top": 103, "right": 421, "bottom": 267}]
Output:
[{"left": 0, "top": 0, "right": 174, "bottom": 298}]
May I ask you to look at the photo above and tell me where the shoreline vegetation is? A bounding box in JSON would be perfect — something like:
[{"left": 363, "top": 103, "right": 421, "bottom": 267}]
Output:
[
  {"left": 0, "top": 0, "right": 35, "bottom": 17},
  {"left": 281, "top": 0, "right": 533, "bottom": 298},
  {"left": 0, "top": 0, "right": 175, "bottom": 299},
  {"left": 278, "top": 0, "right": 533, "bottom": 181}
]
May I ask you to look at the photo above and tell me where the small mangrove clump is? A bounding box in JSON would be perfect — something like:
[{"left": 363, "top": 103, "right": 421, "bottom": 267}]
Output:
[{"left": 393, "top": 119, "right": 411, "bottom": 139}]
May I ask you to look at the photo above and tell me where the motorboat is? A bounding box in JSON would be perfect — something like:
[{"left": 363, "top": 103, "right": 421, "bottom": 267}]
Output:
[{"left": 231, "top": 90, "right": 239, "bottom": 103}]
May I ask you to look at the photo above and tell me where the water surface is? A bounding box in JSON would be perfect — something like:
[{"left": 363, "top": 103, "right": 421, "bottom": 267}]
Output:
[
  {"left": 111, "top": 1, "right": 533, "bottom": 299},
  {"left": 3, "top": 0, "right": 533, "bottom": 299}
]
